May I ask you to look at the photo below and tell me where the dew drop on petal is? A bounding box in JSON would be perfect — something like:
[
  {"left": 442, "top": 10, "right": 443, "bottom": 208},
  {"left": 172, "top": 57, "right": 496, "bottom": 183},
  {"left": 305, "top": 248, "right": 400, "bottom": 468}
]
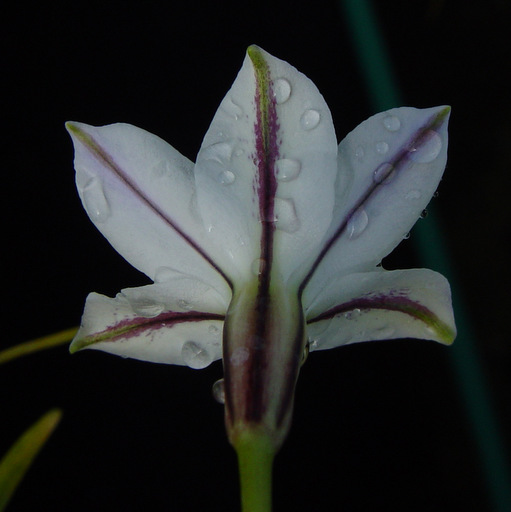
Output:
[
  {"left": 373, "top": 162, "right": 395, "bottom": 184},
  {"left": 300, "top": 342, "right": 309, "bottom": 366},
  {"left": 347, "top": 209, "right": 369, "bottom": 239},
  {"left": 355, "top": 146, "right": 365, "bottom": 160},
  {"left": 251, "top": 258, "right": 266, "bottom": 276},
  {"left": 222, "top": 97, "right": 243, "bottom": 120},
  {"left": 344, "top": 308, "right": 361, "bottom": 320},
  {"left": 300, "top": 109, "right": 321, "bottom": 130},
  {"left": 82, "top": 177, "right": 111, "bottom": 223},
  {"left": 216, "top": 170, "right": 235, "bottom": 184},
  {"left": 273, "top": 78, "right": 291, "bottom": 104},
  {"left": 178, "top": 299, "right": 193, "bottom": 310},
  {"left": 309, "top": 338, "right": 320, "bottom": 350},
  {"left": 405, "top": 189, "right": 422, "bottom": 200},
  {"left": 274, "top": 197, "right": 300, "bottom": 233},
  {"left": 202, "top": 142, "right": 233, "bottom": 163},
  {"left": 420, "top": 209, "right": 428, "bottom": 219},
  {"left": 154, "top": 266, "right": 178, "bottom": 283},
  {"left": 373, "top": 325, "right": 396, "bottom": 340},
  {"left": 130, "top": 300, "right": 164, "bottom": 318},
  {"left": 212, "top": 378, "right": 225, "bottom": 404},
  {"left": 230, "top": 347, "right": 250, "bottom": 367},
  {"left": 375, "top": 141, "right": 389, "bottom": 154},
  {"left": 383, "top": 115, "right": 401, "bottom": 132},
  {"left": 181, "top": 341, "right": 213, "bottom": 369},
  {"left": 275, "top": 158, "right": 301, "bottom": 181},
  {"left": 208, "top": 324, "right": 220, "bottom": 334},
  {"left": 409, "top": 130, "right": 442, "bottom": 163},
  {"left": 403, "top": 232, "right": 411, "bottom": 240}
]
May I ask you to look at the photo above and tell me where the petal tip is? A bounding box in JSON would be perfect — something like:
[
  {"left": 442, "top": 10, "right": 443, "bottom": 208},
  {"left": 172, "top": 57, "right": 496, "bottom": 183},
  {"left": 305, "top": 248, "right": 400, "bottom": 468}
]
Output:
[
  {"left": 69, "top": 334, "right": 87, "bottom": 354},
  {"left": 433, "top": 105, "right": 451, "bottom": 127},
  {"left": 65, "top": 121, "right": 79, "bottom": 135}
]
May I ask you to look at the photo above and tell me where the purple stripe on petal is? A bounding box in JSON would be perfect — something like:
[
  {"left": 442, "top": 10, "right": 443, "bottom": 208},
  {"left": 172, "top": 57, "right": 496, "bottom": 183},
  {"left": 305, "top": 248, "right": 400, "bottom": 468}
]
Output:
[
  {"left": 68, "top": 124, "right": 232, "bottom": 289},
  {"left": 307, "top": 292, "right": 453, "bottom": 340},
  {"left": 299, "top": 107, "right": 450, "bottom": 295},
  {"left": 79, "top": 310, "right": 225, "bottom": 347}
]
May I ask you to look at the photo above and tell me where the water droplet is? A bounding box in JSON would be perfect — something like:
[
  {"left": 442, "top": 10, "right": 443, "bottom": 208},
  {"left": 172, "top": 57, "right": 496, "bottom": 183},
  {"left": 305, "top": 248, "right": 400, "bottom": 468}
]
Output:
[
  {"left": 347, "top": 209, "right": 369, "bottom": 239},
  {"left": 383, "top": 115, "right": 401, "bottom": 132},
  {"left": 409, "top": 130, "right": 442, "bottom": 163},
  {"left": 275, "top": 159, "right": 301, "bottom": 181},
  {"left": 212, "top": 378, "right": 225, "bottom": 404},
  {"left": 344, "top": 308, "right": 361, "bottom": 320},
  {"left": 355, "top": 146, "right": 365, "bottom": 160},
  {"left": 178, "top": 299, "right": 193, "bottom": 310},
  {"left": 375, "top": 141, "right": 389, "bottom": 154},
  {"left": 154, "top": 266, "right": 179, "bottom": 283},
  {"left": 373, "top": 163, "right": 395, "bottom": 184},
  {"left": 202, "top": 142, "right": 233, "bottom": 163},
  {"left": 208, "top": 324, "right": 220, "bottom": 334},
  {"left": 152, "top": 159, "right": 171, "bottom": 178},
  {"left": 433, "top": 189, "right": 440, "bottom": 198},
  {"left": 251, "top": 258, "right": 266, "bottom": 276},
  {"left": 405, "top": 190, "right": 422, "bottom": 200},
  {"left": 82, "top": 177, "right": 110, "bottom": 223},
  {"left": 181, "top": 341, "right": 213, "bottom": 369},
  {"left": 274, "top": 197, "right": 300, "bottom": 233},
  {"left": 300, "top": 109, "right": 320, "bottom": 130},
  {"left": 222, "top": 97, "right": 243, "bottom": 120},
  {"left": 273, "top": 78, "right": 291, "bottom": 104},
  {"left": 130, "top": 300, "right": 164, "bottom": 318},
  {"left": 373, "top": 325, "right": 396, "bottom": 339},
  {"left": 230, "top": 347, "right": 250, "bottom": 366},
  {"left": 420, "top": 209, "right": 428, "bottom": 219},
  {"left": 403, "top": 232, "right": 411, "bottom": 240},
  {"left": 300, "top": 342, "right": 309, "bottom": 366},
  {"left": 216, "top": 170, "right": 235, "bottom": 184}
]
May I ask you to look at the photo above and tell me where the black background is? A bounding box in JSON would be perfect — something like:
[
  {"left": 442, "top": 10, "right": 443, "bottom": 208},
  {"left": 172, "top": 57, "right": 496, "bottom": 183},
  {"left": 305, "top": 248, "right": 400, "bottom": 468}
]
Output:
[{"left": 3, "top": 1, "right": 510, "bottom": 510}]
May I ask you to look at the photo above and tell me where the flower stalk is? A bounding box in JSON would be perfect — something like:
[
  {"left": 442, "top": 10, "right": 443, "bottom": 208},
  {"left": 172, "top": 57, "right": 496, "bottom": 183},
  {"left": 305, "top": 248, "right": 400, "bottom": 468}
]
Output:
[{"left": 235, "top": 429, "right": 275, "bottom": 512}]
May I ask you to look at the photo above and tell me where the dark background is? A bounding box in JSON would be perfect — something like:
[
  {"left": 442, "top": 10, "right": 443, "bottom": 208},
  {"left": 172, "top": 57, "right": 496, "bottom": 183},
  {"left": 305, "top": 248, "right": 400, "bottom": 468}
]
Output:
[{"left": 3, "top": 1, "right": 510, "bottom": 510}]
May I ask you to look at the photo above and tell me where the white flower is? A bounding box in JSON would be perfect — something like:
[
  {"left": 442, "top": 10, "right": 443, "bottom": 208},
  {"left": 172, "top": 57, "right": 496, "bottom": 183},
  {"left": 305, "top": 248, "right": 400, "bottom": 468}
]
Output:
[{"left": 67, "top": 46, "right": 455, "bottom": 450}]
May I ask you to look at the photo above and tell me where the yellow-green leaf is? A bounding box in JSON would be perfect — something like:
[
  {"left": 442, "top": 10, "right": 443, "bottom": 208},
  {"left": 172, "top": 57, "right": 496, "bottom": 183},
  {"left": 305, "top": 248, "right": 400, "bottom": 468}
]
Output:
[
  {"left": 0, "top": 328, "right": 77, "bottom": 365},
  {"left": 0, "top": 409, "right": 62, "bottom": 511}
]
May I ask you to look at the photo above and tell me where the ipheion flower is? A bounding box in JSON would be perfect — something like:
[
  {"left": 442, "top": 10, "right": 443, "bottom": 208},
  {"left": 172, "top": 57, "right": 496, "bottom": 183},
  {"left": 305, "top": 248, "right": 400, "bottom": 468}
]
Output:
[{"left": 67, "top": 46, "right": 455, "bottom": 460}]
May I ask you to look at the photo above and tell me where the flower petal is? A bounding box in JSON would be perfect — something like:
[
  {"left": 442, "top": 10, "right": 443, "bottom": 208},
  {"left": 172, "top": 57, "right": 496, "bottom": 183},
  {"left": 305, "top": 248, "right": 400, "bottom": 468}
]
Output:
[
  {"left": 66, "top": 122, "right": 231, "bottom": 298},
  {"left": 70, "top": 278, "right": 227, "bottom": 368},
  {"left": 194, "top": 46, "right": 338, "bottom": 284},
  {"left": 306, "top": 268, "right": 456, "bottom": 349},
  {"left": 303, "top": 106, "right": 450, "bottom": 298}
]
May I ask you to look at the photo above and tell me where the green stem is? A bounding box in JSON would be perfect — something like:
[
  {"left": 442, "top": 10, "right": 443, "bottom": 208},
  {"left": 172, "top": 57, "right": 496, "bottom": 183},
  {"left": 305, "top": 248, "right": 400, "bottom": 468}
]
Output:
[{"left": 235, "top": 431, "right": 275, "bottom": 512}]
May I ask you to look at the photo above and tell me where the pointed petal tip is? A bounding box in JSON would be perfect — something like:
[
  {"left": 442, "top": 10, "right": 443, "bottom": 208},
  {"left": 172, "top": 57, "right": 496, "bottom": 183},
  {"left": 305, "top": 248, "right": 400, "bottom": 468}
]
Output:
[
  {"left": 426, "top": 105, "right": 450, "bottom": 129},
  {"left": 65, "top": 121, "right": 79, "bottom": 135},
  {"left": 246, "top": 44, "right": 267, "bottom": 69},
  {"left": 246, "top": 44, "right": 261, "bottom": 55},
  {"left": 69, "top": 335, "right": 86, "bottom": 354},
  {"left": 424, "top": 317, "right": 456, "bottom": 346},
  {"left": 436, "top": 105, "right": 451, "bottom": 123}
]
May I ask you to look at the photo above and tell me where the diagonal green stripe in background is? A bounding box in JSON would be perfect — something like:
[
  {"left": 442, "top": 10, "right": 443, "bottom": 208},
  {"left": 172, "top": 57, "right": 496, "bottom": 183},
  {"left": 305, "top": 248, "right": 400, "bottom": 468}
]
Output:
[{"left": 339, "top": 1, "right": 511, "bottom": 511}]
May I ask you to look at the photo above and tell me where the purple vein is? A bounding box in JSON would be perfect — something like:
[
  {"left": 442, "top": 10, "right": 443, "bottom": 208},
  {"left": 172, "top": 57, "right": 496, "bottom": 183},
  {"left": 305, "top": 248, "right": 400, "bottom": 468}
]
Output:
[
  {"left": 299, "top": 107, "right": 449, "bottom": 297},
  {"left": 82, "top": 310, "right": 225, "bottom": 347},
  {"left": 71, "top": 124, "right": 232, "bottom": 290}
]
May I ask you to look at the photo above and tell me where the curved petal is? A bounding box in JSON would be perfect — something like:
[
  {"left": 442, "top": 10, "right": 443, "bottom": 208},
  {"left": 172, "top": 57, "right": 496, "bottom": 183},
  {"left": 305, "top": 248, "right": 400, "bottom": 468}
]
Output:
[
  {"left": 66, "top": 122, "right": 232, "bottom": 298},
  {"left": 194, "top": 46, "right": 338, "bottom": 284},
  {"left": 305, "top": 268, "right": 456, "bottom": 349},
  {"left": 303, "top": 106, "right": 450, "bottom": 300},
  {"left": 70, "top": 278, "right": 227, "bottom": 368}
]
